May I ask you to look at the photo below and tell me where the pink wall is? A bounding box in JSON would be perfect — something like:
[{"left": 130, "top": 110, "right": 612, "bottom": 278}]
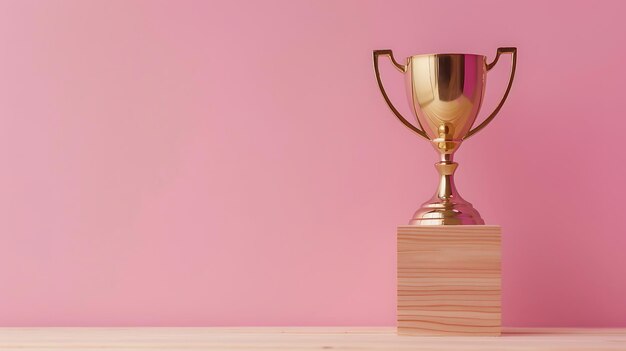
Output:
[{"left": 0, "top": 0, "right": 625, "bottom": 327}]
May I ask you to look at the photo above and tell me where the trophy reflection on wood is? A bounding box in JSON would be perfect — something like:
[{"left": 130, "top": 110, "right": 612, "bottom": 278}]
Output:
[{"left": 373, "top": 47, "right": 517, "bottom": 335}]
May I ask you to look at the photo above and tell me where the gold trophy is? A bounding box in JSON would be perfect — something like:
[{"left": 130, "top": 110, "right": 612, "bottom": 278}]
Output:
[
  {"left": 374, "top": 48, "right": 517, "bottom": 335},
  {"left": 373, "top": 48, "right": 517, "bottom": 225}
]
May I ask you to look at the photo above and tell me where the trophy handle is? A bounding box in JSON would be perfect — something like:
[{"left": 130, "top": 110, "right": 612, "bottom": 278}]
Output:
[
  {"left": 373, "top": 50, "right": 429, "bottom": 139},
  {"left": 466, "top": 47, "right": 517, "bottom": 139}
]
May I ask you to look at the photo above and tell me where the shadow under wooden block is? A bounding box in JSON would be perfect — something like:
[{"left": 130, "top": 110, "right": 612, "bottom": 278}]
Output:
[{"left": 397, "top": 225, "right": 501, "bottom": 336}]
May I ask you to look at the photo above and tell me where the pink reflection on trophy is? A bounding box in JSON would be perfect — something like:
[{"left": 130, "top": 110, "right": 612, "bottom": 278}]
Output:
[{"left": 463, "top": 55, "right": 478, "bottom": 99}]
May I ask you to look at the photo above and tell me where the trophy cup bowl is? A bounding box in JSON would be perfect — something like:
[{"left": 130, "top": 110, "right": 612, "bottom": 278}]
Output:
[{"left": 373, "top": 48, "right": 517, "bottom": 225}]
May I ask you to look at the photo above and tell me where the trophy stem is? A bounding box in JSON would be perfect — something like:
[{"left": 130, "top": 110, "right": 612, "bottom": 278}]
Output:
[
  {"left": 408, "top": 153, "right": 485, "bottom": 225},
  {"left": 435, "top": 154, "right": 458, "bottom": 202}
]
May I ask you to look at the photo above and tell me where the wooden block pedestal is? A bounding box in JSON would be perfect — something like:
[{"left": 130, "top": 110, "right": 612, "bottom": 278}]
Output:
[{"left": 397, "top": 225, "right": 501, "bottom": 336}]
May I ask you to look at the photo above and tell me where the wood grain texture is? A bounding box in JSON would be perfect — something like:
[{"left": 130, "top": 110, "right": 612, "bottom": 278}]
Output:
[
  {"left": 0, "top": 328, "right": 625, "bottom": 350},
  {"left": 398, "top": 225, "right": 501, "bottom": 336}
]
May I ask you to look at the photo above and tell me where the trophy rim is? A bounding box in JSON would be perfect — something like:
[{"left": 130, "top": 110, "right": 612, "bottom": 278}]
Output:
[{"left": 407, "top": 52, "right": 486, "bottom": 60}]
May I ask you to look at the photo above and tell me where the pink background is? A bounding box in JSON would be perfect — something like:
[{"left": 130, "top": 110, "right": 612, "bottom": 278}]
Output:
[{"left": 1, "top": 0, "right": 625, "bottom": 327}]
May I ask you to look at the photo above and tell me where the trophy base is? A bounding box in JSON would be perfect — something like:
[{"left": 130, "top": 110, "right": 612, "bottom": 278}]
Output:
[
  {"left": 409, "top": 198, "right": 485, "bottom": 225},
  {"left": 397, "top": 225, "right": 501, "bottom": 336}
]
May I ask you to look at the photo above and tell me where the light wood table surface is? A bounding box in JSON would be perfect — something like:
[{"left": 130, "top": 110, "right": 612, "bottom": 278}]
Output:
[{"left": 0, "top": 327, "right": 625, "bottom": 350}]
